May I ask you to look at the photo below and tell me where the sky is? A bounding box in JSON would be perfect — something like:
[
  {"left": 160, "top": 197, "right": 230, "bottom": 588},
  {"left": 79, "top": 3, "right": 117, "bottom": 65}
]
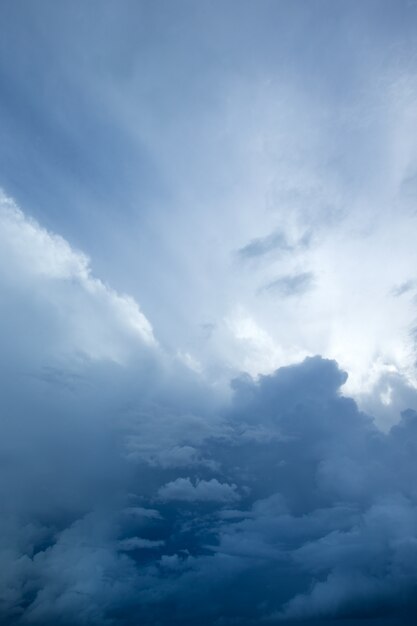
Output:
[{"left": 1, "top": 1, "right": 417, "bottom": 625}]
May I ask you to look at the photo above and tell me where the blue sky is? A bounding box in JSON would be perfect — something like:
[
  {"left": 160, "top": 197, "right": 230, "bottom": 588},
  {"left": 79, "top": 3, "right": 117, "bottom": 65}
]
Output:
[{"left": 2, "top": 2, "right": 417, "bottom": 625}]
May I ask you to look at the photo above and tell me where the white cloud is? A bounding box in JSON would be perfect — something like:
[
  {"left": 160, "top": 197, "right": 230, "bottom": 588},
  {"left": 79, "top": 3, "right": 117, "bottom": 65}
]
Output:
[{"left": 0, "top": 191, "right": 155, "bottom": 364}]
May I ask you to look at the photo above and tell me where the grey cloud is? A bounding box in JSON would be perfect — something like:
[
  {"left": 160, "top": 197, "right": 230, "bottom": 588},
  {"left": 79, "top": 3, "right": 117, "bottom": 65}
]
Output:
[
  {"left": 157, "top": 478, "right": 240, "bottom": 503},
  {"left": 391, "top": 280, "right": 416, "bottom": 297},
  {"left": 280, "top": 495, "right": 417, "bottom": 621},
  {"left": 2, "top": 339, "right": 417, "bottom": 625},
  {"left": 137, "top": 445, "right": 218, "bottom": 471},
  {"left": 238, "top": 230, "right": 311, "bottom": 261},
  {"left": 3, "top": 0, "right": 417, "bottom": 623},
  {"left": 238, "top": 231, "right": 292, "bottom": 259},
  {"left": 118, "top": 537, "right": 165, "bottom": 551},
  {"left": 262, "top": 272, "right": 314, "bottom": 297},
  {"left": 2, "top": 198, "right": 417, "bottom": 626}
]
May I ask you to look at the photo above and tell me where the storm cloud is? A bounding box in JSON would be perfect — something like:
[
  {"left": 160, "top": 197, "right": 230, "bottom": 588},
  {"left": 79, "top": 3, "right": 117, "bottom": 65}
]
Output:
[
  {"left": 2, "top": 1, "right": 417, "bottom": 625},
  {"left": 1, "top": 196, "right": 417, "bottom": 626}
]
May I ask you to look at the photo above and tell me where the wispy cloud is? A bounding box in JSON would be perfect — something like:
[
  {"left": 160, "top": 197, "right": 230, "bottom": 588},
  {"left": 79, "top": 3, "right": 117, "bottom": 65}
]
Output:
[
  {"left": 391, "top": 279, "right": 416, "bottom": 297},
  {"left": 238, "top": 230, "right": 311, "bottom": 260},
  {"left": 262, "top": 271, "right": 314, "bottom": 297}
]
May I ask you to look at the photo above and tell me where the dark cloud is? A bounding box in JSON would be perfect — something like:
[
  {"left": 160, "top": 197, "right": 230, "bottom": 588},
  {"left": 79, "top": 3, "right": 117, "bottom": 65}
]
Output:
[
  {"left": 1, "top": 193, "right": 417, "bottom": 626},
  {"left": 2, "top": 346, "right": 417, "bottom": 625},
  {"left": 157, "top": 478, "right": 240, "bottom": 503},
  {"left": 2, "top": 0, "right": 417, "bottom": 622}
]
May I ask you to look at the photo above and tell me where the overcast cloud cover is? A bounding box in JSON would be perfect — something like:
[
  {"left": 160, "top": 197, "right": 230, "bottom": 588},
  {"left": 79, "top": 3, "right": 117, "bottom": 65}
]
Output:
[{"left": 2, "top": 1, "right": 417, "bottom": 625}]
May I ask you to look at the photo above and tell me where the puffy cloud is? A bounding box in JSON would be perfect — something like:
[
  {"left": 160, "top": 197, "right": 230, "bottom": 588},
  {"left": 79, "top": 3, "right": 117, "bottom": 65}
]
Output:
[
  {"left": 4, "top": 0, "right": 417, "bottom": 623},
  {"left": 280, "top": 496, "right": 417, "bottom": 620},
  {"left": 0, "top": 191, "right": 155, "bottom": 366}
]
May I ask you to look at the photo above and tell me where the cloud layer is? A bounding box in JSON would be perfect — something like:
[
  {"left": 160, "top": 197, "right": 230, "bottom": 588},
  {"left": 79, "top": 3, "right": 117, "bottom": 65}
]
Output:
[
  {"left": 2, "top": 3, "right": 417, "bottom": 624},
  {"left": 1, "top": 194, "right": 417, "bottom": 625},
  {"left": 2, "top": 0, "right": 417, "bottom": 414}
]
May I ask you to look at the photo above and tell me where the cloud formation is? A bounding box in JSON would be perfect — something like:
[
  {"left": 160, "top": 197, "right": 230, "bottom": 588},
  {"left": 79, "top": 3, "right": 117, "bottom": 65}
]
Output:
[
  {"left": 2, "top": 2, "right": 417, "bottom": 624},
  {"left": 238, "top": 230, "right": 310, "bottom": 261},
  {"left": 1, "top": 196, "right": 417, "bottom": 625},
  {"left": 2, "top": 0, "right": 417, "bottom": 413},
  {"left": 0, "top": 192, "right": 155, "bottom": 365},
  {"left": 262, "top": 272, "right": 314, "bottom": 297}
]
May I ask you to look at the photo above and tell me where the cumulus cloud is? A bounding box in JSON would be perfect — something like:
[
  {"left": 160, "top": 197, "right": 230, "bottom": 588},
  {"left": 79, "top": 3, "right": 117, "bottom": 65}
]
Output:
[
  {"left": 0, "top": 191, "right": 155, "bottom": 366},
  {"left": 2, "top": 234, "right": 417, "bottom": 626},
  {"left": 2, "top": 2, "right": 417, "bottom": 620},
  {"left": 4, "top": 32, "right": 417, "bottom": 626},
  {"left": 2, "top": 183, "right": 417, "bottom": 626}
]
